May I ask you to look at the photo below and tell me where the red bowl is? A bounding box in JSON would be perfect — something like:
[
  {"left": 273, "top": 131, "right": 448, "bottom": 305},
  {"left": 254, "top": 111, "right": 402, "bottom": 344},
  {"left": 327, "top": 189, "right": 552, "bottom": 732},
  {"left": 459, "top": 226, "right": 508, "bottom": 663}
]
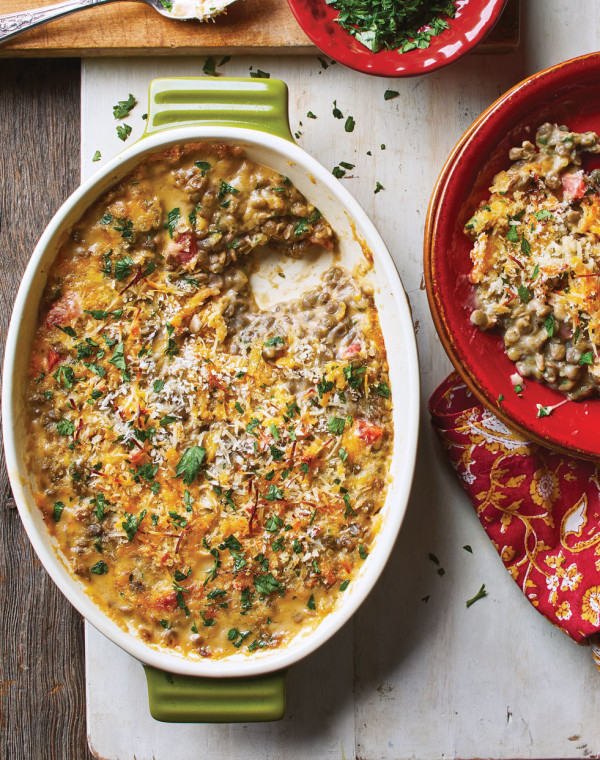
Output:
[
  {"left": 287, "top": 0, "right": 508, "bottom": 77},
  {"left": 425, "top": 52, "right": 600, "bottom": 459}
]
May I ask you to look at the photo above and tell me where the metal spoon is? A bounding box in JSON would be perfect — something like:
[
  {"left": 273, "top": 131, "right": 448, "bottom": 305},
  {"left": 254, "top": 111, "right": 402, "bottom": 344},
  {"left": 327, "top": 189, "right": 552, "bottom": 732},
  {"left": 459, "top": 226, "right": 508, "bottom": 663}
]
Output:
[{"left": 0, "top": 0, "right": 235, "bottom": 44}]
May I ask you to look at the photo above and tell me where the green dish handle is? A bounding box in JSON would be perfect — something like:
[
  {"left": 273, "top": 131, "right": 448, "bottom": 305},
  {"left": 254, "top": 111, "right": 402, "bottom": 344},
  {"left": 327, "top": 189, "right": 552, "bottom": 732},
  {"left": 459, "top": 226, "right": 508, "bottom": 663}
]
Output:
[
  {"left": 144, "top": 665, "right": 287, "bottom": 723},
  {"left": 142, "top": 76, "right": 294, "bottom": 142}
]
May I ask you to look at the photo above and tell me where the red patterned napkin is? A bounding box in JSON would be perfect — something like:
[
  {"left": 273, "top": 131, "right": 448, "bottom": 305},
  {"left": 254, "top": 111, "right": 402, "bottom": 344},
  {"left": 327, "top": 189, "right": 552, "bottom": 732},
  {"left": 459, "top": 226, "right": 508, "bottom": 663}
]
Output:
[{"left": 429, "top": 372, "right": 600, "bottom": 667}]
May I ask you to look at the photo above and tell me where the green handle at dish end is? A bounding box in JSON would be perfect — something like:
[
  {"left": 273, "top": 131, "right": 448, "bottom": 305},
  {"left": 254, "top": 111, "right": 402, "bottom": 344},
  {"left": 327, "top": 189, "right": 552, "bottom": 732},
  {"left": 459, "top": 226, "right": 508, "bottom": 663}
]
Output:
[
  {"left": 143, "top": 665, "right": 287, "bottom": 723},
  {"left": 142, "top": 77, "right": 294, "bottom": 142}
]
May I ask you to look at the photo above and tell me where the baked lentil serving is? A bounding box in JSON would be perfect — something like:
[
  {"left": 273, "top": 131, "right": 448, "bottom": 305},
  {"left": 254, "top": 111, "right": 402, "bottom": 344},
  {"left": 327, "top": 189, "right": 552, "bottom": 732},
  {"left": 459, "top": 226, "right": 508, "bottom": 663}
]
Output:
[
  {"left": 25, "top": 142, "right": 393, "bottom": 659},
  {"left": 466, "top": 123, "right": 600, "bottom": 399}
]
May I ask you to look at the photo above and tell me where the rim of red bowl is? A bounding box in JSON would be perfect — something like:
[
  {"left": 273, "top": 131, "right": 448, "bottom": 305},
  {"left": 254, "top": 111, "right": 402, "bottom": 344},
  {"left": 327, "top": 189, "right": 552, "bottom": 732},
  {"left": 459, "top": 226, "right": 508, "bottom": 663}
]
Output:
[
  {"left": 425, "top": 51, "right": 600, "bottom": 459},
  {"left": 286, "top": 0, "right": 508, "bottom": 78}
]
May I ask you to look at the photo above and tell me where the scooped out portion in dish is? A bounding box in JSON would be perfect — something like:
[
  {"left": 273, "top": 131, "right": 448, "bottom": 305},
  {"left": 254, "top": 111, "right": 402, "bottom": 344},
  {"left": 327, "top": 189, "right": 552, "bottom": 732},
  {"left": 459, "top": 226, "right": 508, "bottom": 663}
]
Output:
[
  {"left": 466, "top": 123, "right": 600, "bottom": 400},
  {"left": 25, "top": 142, "right": 393, "bottom": 659}
]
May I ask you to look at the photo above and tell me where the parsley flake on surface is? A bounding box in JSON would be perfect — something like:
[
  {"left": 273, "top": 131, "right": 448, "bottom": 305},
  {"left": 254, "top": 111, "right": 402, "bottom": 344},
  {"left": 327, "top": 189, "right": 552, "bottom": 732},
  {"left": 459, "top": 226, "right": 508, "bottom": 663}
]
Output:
[
  {"left": 466, "top": 583, "right": 487, "bottom": 608},
  {"left": 384, "top": 90, "right": 399, "bottom": 100},
  {"left": 345, "top": 115, "right": 356, "bottom": 132},
  {"left": 250, "top": 69, "right": 271, "bottom": 78},
  {"left": 374, "top": 181, "right": 384, "bottom": 194},
  {"left": 112, "top": 93, "right": 136, "bottom": 120},
  {"left": 116, "top": 124, "right": 132, "bottom": 141},
  {"left": 92, "top": 150, "right": 101, "bottom": 162},
  {"left": 203, "top": 57, "right": 217, "bottom": 76}
]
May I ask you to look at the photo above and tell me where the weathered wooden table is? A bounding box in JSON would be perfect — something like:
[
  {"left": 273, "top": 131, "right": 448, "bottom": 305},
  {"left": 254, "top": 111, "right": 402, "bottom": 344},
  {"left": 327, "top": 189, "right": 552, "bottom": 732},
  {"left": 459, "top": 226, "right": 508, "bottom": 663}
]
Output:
[{"left": 4, "top": 3, "right": 600, "bottom": 759}]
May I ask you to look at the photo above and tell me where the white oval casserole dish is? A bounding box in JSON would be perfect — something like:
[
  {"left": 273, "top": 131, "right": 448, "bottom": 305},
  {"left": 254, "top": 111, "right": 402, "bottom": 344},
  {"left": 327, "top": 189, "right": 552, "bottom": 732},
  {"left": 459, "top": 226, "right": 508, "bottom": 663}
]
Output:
[{"left": 2, "top": 77, "right": 420, "bottom": 681}]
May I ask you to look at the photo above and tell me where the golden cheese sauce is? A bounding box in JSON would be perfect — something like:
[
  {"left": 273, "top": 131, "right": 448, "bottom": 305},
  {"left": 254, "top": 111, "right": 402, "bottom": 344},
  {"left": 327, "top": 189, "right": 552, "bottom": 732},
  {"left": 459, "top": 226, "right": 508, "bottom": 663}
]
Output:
[{"left": 25, "top": 142, "right": 393, "bottom": 659}]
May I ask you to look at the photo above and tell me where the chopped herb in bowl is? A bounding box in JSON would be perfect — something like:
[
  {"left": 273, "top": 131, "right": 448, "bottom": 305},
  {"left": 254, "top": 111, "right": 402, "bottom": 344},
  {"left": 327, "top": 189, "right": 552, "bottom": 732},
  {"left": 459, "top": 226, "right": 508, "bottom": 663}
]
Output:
[{"left": 325, "top": 0, "right": 457, "bottom": 53}]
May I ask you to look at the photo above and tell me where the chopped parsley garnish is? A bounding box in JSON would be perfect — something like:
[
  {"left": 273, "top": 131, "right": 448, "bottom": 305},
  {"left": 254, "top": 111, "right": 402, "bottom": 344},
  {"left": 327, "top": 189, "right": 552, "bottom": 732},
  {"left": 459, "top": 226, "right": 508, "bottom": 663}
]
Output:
[
  {"left": 536, "top": 404, "right": 551, "bottom": 418},
  {"left": 374, "top": 181, "right": 384, "bottom": 194},
  {"left": 544, "top": 313, "right": 555, "bottom": 337},
  {"left": 265, "top": 487, "right": 284, "bottom": 505},
  {"left": 358, "top": 544, "right": 368, "bottom": 560},
  {"left": 307, "top": 111, "right": 317, "bottom": 119},
  {"left": 466, "top": 583, "right": 487, "bottom": 608},
  {"left": 92, "top": 150, "right": 101, "bottom": 162},
  {"left": 53, "top": 501, "right": 65, "bottom": 522},
  {"left": 254, "top": 573, "right": 285, "bottom": 595},
  {"left": 53, "top": 366, "right": 75, "bottom": 389},
  {"left": 159, "top": 415, "right": 177, "bottom": 426},
  {"left": 344, "top": 363, "right": 366, "bottom": 389},
  {"left": 317, "top": 376, "right": 335, "bottom": 397},
  {"left": 194, "top": 160, "right": 211, "bottom": 177},
  {"left": 202, "top": 57, "right": 216, "bottom": 76},
  {"left": 90, "top": 560, "right": 108, "bottom": 575},
  {"left": 328, "top": 416, "right": 346, "bottom": 435},
  {"left": 307, "top": 594, "right": 316, "bottom": 610},
  {"left": 116, "top": 124, "right": 132, "bottom": 141},
  {"left": 112, "top": 93, "right": 136, "bottom": 119},
  {"left": 506, "top": 225, "right": 520, "bottom": 243},
  {"left": 332, "top": 100, "right": 343, "bottom": 119},
  {"left": 165, "top": 207, "right": 180, "bottom": 239},
  {"left": 345, "top": 115, "right": 355, "bottom": 133},
  {"left": 108, "top": 341, "right": 127, "bottom": 371},
  {"left": 270, "top": 445, "right": 284, "bottom": 461},
  {"left": 250, "top": 69, "right": 271, "bottom": 78},
  {"left": 122, "top": 509, "right": 147, "bottom": 542},
  {"left": 520, "top": 236, "right": 531, "bottom": 257},
  {"left": 217, "top": 180, "right": 239, "bottom": 199},
  {"left": 153, "top": 379, "right": 165, "bottom": 393},
  {"left": 372, "top": 381, "right": 391, "bottom": 398},
  {"left": 533, "top": 209, "right": 553, "bottom": 220},
  {"left": 517, "top": 284, "right": 530, "bottom": 303},
  {"left": 579, "top": 352, "right": 594, "bottom": 366},
  {"left": 57, "top": 419, "right": 75, "bottom": 436},
  {"left": 114, "top": 255, "right": 134, "bottom": 281},
  {"left": 175, "top": 446, "right": 206, "bottom": 485}
]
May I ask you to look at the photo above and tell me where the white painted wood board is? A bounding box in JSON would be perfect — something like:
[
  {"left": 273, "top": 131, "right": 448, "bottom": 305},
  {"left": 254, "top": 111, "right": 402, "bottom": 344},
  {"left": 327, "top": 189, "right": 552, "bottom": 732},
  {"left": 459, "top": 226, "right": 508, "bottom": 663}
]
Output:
[{"left": 83, "top": 4, "right": 600, "bottom": 757}]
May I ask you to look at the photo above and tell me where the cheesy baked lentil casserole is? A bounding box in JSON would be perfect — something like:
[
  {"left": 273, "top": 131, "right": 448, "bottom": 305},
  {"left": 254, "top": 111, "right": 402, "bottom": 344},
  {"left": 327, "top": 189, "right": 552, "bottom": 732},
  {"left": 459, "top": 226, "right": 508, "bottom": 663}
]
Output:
[
  {"left": 466, "top": 123, "right": 600, "bottom": 400},
  {"left": 26, "top": 142, "right": 393, "bottom": 659}
]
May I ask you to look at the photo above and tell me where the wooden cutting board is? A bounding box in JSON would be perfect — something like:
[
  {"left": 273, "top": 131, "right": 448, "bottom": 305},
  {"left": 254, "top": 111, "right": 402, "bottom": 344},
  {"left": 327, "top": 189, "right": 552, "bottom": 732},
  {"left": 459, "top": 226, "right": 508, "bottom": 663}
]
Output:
[{"left": 0, "top": 0, "right": 519, "bottom": 57}]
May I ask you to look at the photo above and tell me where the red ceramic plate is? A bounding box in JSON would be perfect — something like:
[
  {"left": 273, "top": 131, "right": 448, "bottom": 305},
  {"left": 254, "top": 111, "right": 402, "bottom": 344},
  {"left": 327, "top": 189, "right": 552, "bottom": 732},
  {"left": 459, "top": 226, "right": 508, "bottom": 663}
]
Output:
[
  {"left": 425, "top": 52, "right": 600, "bottom": 459},
  {"left": 287, "top": 0, "right": 507, "bottom": 77}
]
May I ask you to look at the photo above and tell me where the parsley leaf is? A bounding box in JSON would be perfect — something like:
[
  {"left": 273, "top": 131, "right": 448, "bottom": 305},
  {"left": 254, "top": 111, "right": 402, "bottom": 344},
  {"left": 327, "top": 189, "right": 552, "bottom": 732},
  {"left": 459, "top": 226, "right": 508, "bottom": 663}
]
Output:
[
  {"left": 57, "top": 419, "right": 75, "bottom": 436},
  {"left": 116, "top": 123, "right": 132, "bottom": 141},
  {"left": 53, "top": 501, "right": 65, "bottom": 522},
  {"left": 165, "top": 207, "right": 180, "bottom": 239},
  {"left": 175, "top": 446, "right": 206, "bottom": 485},
  {"left": 90, "top": 560, "right": 108, "bottom": 575},
  {"left": 114, "top": 256, "right": 134, "bottom": 282},
  {"left": 254, "top": 573, "right": 285, "bottom": 595},
  {"left": 122, "top": 509, "right": 147, "bottom": 542},
  {"left": 112, "top": 93, "right": 136, "bottom": 119}
]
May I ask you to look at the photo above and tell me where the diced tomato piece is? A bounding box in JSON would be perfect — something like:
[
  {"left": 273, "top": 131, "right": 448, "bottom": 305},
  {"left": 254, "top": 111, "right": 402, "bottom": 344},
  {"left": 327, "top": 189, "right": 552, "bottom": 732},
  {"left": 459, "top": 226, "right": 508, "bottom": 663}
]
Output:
[
  {"left": 355, "top": 418, "right": 384, "bottom": 444},
  {"left": 153, "top": 592, "right": 177, "bottom": 612},
  {"left": 47, "top": 349, "right": 61, "bottom": 372},
  {"left": 308, "top": 234, "right": 334, "bottom": 250},
  {"left": 562, "top": 171, "right": 586, "bottom": 199},
  {"left": 166, "top": 232, "right": 197, "bottom": 265},
  {"left": 340, "top": 340, "right": 362, "bottom": 359},
  {"left": 45, "top": 293, "right": 82, "bottom": 329}
]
